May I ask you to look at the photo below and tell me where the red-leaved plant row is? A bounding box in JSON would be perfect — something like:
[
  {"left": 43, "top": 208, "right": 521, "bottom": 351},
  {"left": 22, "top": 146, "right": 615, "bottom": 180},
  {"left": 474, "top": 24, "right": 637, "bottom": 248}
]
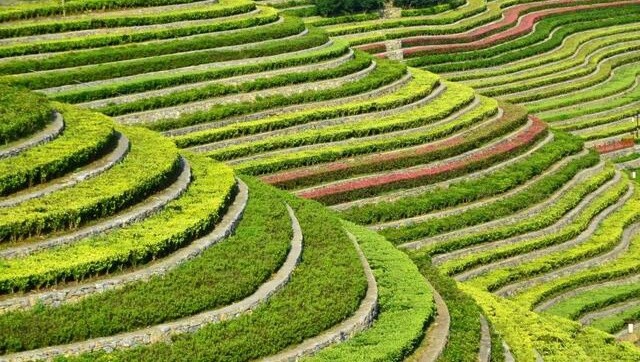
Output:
[
  {"left": 402, "top": 0, "right": 639, "bottom": 58},
  {"left": 402, "top": 0, "right": 576, "bottom": 48},
  {"left": 594, "top": 138, "right": 635, "bottom": 154},
  {"left": 296, "top": 116, "right": 547, "bottom": 203},
  {"left": 261, "top": 106, "right": 522, "bottom": 189},
  {"left": 356, "top": 43, "right": 387, "bottom": 54},
  {"left": 347, "top": 0, "right": 577, "bottom": 58}
]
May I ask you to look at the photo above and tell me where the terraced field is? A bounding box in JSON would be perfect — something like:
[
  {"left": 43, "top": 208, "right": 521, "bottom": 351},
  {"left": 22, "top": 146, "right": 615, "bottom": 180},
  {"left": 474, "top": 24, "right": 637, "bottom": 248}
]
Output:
[{"left": 2, "top": 0, "right": 640, "bottom": 361}]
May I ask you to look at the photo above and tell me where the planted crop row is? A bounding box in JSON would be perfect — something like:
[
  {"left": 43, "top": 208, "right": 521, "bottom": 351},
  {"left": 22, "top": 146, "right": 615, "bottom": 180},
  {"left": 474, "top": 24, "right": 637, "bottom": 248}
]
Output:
[
  {"left": 0, "top": 85, "right": 51, "bottom": 145},
  {"left": 262, "top": 97, "right": 506, "bottom": 190},
  {"left": 52, "top": 39, "right": 350, "bottom": 103},
  {"left": 407, "top": 6, "right": 640, "bottom": 71},
  {"left": 0, "top": 152, "right": 235, "bottom": 293},
  {"left": 462, "top": 283, "right": 640, "bottom": 360},
  {"left": 0, "top": 0, "right": 212, "bottom": 22},
  {"left": 66, "top": 182, "right": 367, "bottom": 362},
  {"left": 514, "top": 224, "right": 640, "bottom": 309},
  {"left": 236, "top": 93, "right": 499, "bottom": 178},
  {"left": 467, "top": 184, "right": 640, "bottom": 294},
  {"left": 96, "top": 51, "right": 372, "bottom": 116},
  {"left": 341, "top": 131, "right": 583, "bottom": 225},
  {"left": 0, "top": 16, "right": 313, "bottom": 88},
  {"left": 439, "top": 170, "right": 626, "bottom": 275},
  {"left": 324, "top": 0, "right": 489, "bottom": 37},
  {"left": 0, "top": 124, "right": 180, "bottom": 242},
  {"left": 495, "top": 48, "right": 640, "bottom": 103},
  {"left": 590, "top": 303, "right": 640, "bottom": 333},
  {"left": 152, "top": 58, "right": 408, "bottom": 131},
  {"left": 403, "top": 1, "right": 639, "bottom": 60},
  {"left": 546, "top": 282, "right": 640, "bottom": 321},
  {"left": 305, "top": 221, "right": 434, "bottom": 361},
  {"left": 173, "top": 63, "right": 426, "bottom": 147},
  {"left": 0, "top": 1, "right": 255, "bottom": 38},
  {"left": 526, "top": 60, "right": 640, "bottom": 113},
  {"left": 0, "top": 6, "right": 276, "bottom": 58},
  {"left": 0, "top": 175, "right": 285, "bottom": 354},
  {"left": 0, "top": 103, "right": 115, "bottom": 196},
  {"left": 207, "top": 79, "right": 473, "bottom": 162},
  {"left": 381, "top": 143, "right": 600, "bottom": 246},
  {"left": 460, "top": 25, "right": 640, "bottom": 89},
  {"left": 302, "top": 117, "right": 547, "bottom": 206}
]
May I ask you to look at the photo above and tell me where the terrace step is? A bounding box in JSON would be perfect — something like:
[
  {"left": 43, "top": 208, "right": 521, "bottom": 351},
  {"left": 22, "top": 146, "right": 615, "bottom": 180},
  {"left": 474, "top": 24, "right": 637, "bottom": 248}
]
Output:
[
  {"left": 187, "top": 81, "right": 448, "bottom": 154},
  {"left": 0, "top": 179, "right": 248, "bottom": 314},
  {"left": 164, "top": 67, "right": 412, "bottom": 135},
  {"left": 262, "top": 230, "right": 378, "bottom": 361},
  {"left": 67, "top": 48, "right": 355, "bottom": 107},
  {"left": 294, "top": 114, "right": 545, "bottom": 204},
  {"left": 372, "top": 135, "right": 584, "bottom": 232},
  {"left": 0, "top": 189, "right": 300, "bottom": 362},
  {"left": 453, "top": 173, "right": 631, "bottom": 282},
  {"left": 430, "top": 149, "right": 591, "bottom": 262},
  {"left": 580, "top": 298, "right": 640, "bottom": 325},
  {"left": 400, "top": 157, "right": 604, "bottom": 250},
  {"left": 114, "top": 59, "right": 377, "bottom": 124},
  {"left": 0, "top": 131, "right": 129, "bottom": 208},
  {"left": 0, "top": 111, "right": 63, "bottom": 160},
  {"left": 0, "top": 155, "right": 191, "bottom": 259},
  {"left": 38, "top": 39, "right": 337, "bottom": 97},
  {"left": 495, "top": 207, "right": 640, "bottom": 298},
  {"left": 413, "top": 284, "right": 450, "bottom": 362},
  {"left": 0, "top": 8, "right": 262, "bottom": 47}
]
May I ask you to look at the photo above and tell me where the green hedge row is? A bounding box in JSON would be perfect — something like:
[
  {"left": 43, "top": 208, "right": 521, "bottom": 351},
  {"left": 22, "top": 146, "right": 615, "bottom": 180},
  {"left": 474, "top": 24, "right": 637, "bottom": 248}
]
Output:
[
  {"left": 0, "top": 166, "right": 278, "bottom": 355},
  {"left": 342, "top": 131, "right": 584, "bottom": 225},
  {"left": 381, "top": 145, "right": 598, "bottom": 246},
  {"left": 312, "top": 118, "right": 547, "bottom": 206},
  {"left": 173, "top": 61, "right": 422, "bottom": 147},
  {"left": 0, "top": 85, "right": 51, "bottom": 145},
  {"left": 0, "top": 1, "right": 255, "bottom": 38},
  {"left": 0, "top": 102, "right": 115, "bottom": 196},
  {"left": 0, "top": 152, "right": 235, "bottom": 294},
  {"left": 150, "top": 57, "right": 407, "bottom": 131},
  {"left": 408, "top": 6, "right": 640, "bottom": 70},
  {"left": 0, "top": 6, "right": 278, "bottom": 58},
  {"left": 439, "top": 169, "right": 626, "bottom": 275},
  {"left": 468, "top": 183, "right": 640, "bottom": 294},
  {"left": 67, "top": 179, "right": 368, "bottom": 362},
  {"left": 0, "top": 0, "right": 210, "bottom": 22},
  {"left": 0, "top": 14, "right": 305, "bottom": 78},
  {"left": 98, "top": 51, "right": 372, "bottom": 116},
  {"left": 0, "top": 123, "right": 180, "bottom": 243},
  {"left": 264, "top": 96, "right": 502, "bottom": 189},
  {"left": 304, "top": 221, "right": 434, "bottom": 361},
  {"left": 547, "top": 282, "right": 640, "bottom": 321},
  {"left": 53, "top": 39, "right": 350, "bottom": 103},
  {"left": 207, "top": 76, "right": 470, "bottom": 162}
]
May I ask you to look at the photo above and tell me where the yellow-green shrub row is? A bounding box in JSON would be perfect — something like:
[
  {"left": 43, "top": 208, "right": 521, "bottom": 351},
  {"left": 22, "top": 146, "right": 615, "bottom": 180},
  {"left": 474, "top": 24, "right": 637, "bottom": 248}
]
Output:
[
  {"left": 0, "top": 122, "right": 181, "bottom": 243},
  {"left": 462, "top": 284, "right": 640, "bottom": 361},
  {"left": 173, "top": 64, "right": 430, "bottom": 147},
  {"left": 0, "top": 103, "right": 115, "bottom": 196},
  {"left": 466, "top": 178, "right": 640, "bottom": 294},
  {"left": 515, "top": 227, "right": 640, "bottom": 310},
  {"left": 230, "top": 82, "right": 481, "bottom": 175},
  {"left": 439, "top": 170, "right": 628, "bottom": 275},
  {"left": 207, "top": 78, "right": 471, "bottom": 162},
  {"left": 0, "top": 84, "right": 51, "bottom": 145},
  {"left": 0, "top": 153, "right": 235, "bottom": 294},
  {"left": 0, "top": 0, "right": 255, "bottom": 38}
]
